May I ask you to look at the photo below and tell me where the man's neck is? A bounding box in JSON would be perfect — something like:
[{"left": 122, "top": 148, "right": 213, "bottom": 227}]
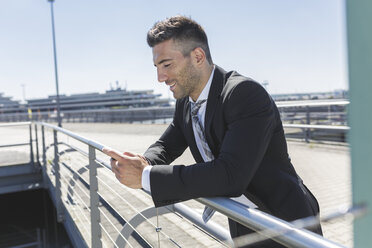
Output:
[{"left": 190, "top": 64, "right": 214, "bottom": 102}]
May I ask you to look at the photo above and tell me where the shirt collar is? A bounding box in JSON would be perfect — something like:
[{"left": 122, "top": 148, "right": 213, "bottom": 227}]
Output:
[{"left": 189, "top": 65, "right": 215, "bottom": 103}]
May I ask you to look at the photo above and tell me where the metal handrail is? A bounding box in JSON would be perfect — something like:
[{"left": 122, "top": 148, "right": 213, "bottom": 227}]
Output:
[
  {"left": 41, "top": 122, "right": 106, "bottom": 150},
  {"left": 283, "top": 123, "right": 350, "bottom": 131},
  {"left": 54, "top": 150, "right": 155, "bottom": 247},
  {"left": 54, "top": 141, "right": 211, "bottom": 247},
  {"left": 0, "top": 121, "right": 35, "bottom": 165},
  {"left": 0, "top": 121, "right": 31, "bottom": 127},
  {"left": 41, "top": 123, "right": 172, "bottom": 247},
  {"left": 276, "top": 100, "right": 349, "bottom": 108},
  {"left": 0, "top": 121, "right": 32, "bottom": 149},
  {"left": 0, "top": 143, "right": 30, "bottom": 148},
  {"left": 197, "top": 198, "right": 342, "bottom": 248},
  {"left": 38, "top": 121, "right": 342, "bottom": 247}
]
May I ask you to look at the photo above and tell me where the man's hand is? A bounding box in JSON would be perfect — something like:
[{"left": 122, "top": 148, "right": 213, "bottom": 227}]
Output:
[{"left": 102, "top": 147, "right": 149, "bottom": 189}]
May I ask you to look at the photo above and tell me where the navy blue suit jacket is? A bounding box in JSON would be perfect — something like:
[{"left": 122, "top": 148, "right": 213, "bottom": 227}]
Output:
[{"left": 144, "top": 66, "right": 321, "bottom": 228}]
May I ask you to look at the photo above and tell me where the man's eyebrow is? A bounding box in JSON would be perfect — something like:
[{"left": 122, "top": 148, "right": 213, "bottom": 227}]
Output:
[{"left": 154, "top": 58, "right": 172, "bottom": 67}]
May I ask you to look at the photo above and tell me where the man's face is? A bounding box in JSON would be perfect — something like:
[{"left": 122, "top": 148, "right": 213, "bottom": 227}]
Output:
[{"left": 152, "top": 39, "right": 201, "bottom": 100}]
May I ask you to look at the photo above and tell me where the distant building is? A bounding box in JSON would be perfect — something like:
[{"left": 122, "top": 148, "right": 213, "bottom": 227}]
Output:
[
  {"left": 0, "top": 93, "right": 22, "bottom": 114},
  {"left": 0, "top": 87, "right": 171, "bottom": 115}
]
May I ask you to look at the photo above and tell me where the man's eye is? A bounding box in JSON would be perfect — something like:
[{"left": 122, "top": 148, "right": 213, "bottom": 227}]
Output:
[{"left": 164, "top": 64, "right": 171, "bottom": 68}]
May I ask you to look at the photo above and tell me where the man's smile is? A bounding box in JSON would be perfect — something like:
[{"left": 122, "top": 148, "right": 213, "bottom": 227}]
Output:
[{"left": 167, "top": 81, "right": 176, "bottom": 91}]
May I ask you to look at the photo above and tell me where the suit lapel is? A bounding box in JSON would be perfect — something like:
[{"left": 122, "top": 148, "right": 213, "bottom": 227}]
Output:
[{"left": 205, "top": 66, "right": 226, "bottom": 155}]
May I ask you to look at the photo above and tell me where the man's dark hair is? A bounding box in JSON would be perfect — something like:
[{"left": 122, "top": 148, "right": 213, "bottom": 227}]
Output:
[{"left": 147, "top": 15, "right": 213, "bottom": 64}]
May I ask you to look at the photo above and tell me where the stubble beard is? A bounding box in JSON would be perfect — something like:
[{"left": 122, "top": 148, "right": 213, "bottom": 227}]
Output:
[{"left": 173, "top": 62, "right": 201, "bottom": 100}]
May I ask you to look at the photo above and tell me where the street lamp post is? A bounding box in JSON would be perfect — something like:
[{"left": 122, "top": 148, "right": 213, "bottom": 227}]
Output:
[{"left": 48, "top": 0, "right": 62, "bottom": 127}]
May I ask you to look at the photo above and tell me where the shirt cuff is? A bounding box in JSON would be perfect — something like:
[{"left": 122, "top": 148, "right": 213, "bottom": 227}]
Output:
[{"left": 141, "top": 165, "right": 152, "bottom": 193}]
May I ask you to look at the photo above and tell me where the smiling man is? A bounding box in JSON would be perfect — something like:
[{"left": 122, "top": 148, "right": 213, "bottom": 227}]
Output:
[{"left": 104, "top": 15, "right": 322, "bottom": 247}]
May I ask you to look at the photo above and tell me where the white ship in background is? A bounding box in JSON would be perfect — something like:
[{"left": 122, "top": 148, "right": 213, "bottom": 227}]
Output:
[{"left": 0, "top": 81, "right": 171, "bottom": 115}]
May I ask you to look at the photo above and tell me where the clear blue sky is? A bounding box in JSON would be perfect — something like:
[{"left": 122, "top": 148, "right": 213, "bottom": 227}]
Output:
[{"left": 0, "top": 0, "right": 347, "bottom": 101}]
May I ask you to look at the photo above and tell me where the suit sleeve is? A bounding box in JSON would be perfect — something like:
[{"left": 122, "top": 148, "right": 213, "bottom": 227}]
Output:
[
  {"left": 143, "top": 100, "right": 188, "bottom": 165},
  {"left": 150, "top": 81, "right": 276, "bottom": 207}
]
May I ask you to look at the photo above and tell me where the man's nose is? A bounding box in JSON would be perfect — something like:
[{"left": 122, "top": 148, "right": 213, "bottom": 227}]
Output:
[{"left": 157, "top": 68, "right": 168, "bottom": 83}]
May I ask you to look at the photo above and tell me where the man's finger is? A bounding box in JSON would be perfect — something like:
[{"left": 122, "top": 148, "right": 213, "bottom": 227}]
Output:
[
  {"left": 111, "top": 164, "right": 120, "bottom": 175},
  {"left": 123, "top": 151, "right": 136, "bottom": 157},
  {"left": 110, "top": 158, "right": 117, "bottom": 170},
  {"left": 102, "top": 147, "right": 126, "bottom": 161},
  {"left": 114, "top": 172, "right": 122, "bottom": 181}
]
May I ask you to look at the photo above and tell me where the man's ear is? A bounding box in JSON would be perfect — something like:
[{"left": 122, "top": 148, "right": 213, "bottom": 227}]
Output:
[{"left": 192, "top": 47, "right": 206, "bottom": 66}]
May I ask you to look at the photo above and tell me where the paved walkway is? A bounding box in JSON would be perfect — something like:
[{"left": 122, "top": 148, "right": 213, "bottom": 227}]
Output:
[{"left": 1, "top": 123, "right": 352, "bottom": 247}]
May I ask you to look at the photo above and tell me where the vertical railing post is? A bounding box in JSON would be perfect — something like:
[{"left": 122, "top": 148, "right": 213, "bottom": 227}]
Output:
[
  {"left": 29, "top": 123, "right": 35, "bottom": 166},
  {"left": 328, "top": 105, "right": 331, "bottom": 124},
  {"left": 54, "top": 130, "right": 64, "bottom": 222},
  {"left": 35, "top": 124, "right": 40, "bottom": 165},
  {"left": 305, "top": 106, "right": 310, "bottom": 142},
  {"left": 89, "top": 145, "right": 102, "bottom": 247},
  {"left": 42, "top": 125, "right": 48, "bottom": 188}
]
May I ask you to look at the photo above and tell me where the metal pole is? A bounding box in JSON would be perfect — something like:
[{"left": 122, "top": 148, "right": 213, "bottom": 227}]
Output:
[
  {"left": 305, "top": 106, "right": 310, "bottom": 142},
  {"left": 29, "top": 123, "right": 34, "bottom": 166},
  {"left": 88, "top": 145, "right": 102, "bottom": 247},
  {"left": 42, "top": 125, "right": 48, "bottom": 188},
  {"left": 48, "top": 0, "right": 62, "bottom": 127},
  {"left": 35, "top": 124, "right": 40, "bottom": 165},
  {"left": 346, "top": 0, "right": 372, "bottom": 247},
  {"left": 54, "top": 130, "right": 64, "bottom": 222}
]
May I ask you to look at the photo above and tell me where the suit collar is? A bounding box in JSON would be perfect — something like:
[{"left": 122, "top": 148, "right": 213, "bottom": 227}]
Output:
[
  {"left": 206, "top": 65, "right": 226, "bottom": 108},
  {"left": 205, "top": 65, "right": 227, "bottom": 154}
]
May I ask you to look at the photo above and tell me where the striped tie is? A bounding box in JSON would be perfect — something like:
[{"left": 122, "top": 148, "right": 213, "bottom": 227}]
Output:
[
  {"left": 191, "top": 100, "right": 214, "bottom": 160},
  {"left": 191, "top": 100, "right": 216, "bottom": 223}
]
